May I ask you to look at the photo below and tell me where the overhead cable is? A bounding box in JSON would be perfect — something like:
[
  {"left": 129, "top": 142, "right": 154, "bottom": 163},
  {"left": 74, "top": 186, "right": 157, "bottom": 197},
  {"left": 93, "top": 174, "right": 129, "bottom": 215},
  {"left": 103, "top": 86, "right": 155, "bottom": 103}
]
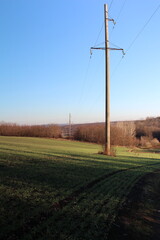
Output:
[
  {"left": 126, "top": 4, "right": 160, "bottom": 54},
  {"left": 111, "top": 3, "right": 160, "bottom": 77},
  {"left": 93, "top": 22, "right": 104, "bottom": 48},
  {"left": 109, "top": 0, "right": 114, "bottom": 12}
]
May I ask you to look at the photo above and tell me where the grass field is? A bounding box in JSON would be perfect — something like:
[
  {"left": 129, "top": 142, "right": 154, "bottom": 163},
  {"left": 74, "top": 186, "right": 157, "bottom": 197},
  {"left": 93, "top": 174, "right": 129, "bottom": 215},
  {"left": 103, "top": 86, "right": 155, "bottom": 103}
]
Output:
[{"left": 0, "top": 136, "right": 160, "bottom": 240}]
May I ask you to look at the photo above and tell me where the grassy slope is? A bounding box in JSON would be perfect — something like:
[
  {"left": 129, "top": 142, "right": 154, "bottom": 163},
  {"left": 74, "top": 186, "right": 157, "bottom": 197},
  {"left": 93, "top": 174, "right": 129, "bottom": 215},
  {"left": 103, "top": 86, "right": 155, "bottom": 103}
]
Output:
[{"left": 0, "top": 136, "right": 160, "bottom": 240}]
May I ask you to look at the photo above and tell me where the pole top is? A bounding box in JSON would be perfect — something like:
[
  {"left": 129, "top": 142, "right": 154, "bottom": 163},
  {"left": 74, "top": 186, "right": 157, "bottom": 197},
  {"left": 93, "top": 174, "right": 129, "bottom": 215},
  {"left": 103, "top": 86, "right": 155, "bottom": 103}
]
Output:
[{"left": 104, "top": 4, "right": 108, "bottom": 10}]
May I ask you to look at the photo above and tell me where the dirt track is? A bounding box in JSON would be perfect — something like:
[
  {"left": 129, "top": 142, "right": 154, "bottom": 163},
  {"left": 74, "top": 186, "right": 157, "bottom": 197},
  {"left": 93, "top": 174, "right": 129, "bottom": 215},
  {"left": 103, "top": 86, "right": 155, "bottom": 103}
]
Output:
[{"left": 108, "top": 170, "right": 160, "bottom": 240}]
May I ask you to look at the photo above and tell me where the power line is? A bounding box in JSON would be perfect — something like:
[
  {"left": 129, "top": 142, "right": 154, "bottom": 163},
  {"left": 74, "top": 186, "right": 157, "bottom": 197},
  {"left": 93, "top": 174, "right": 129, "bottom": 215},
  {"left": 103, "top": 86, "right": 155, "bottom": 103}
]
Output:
[
  {"left": 111, "top": 56, "right": 124, "bottom": 78},
  {"left": 78, "top": 56, "right": 92, "bottom": 104},
  {"left": 109, "top": 0, "right": 127, "bottom": 39},
  {"left": 126, "top": 3, "right": 160, "bottom": 54},
  {"left": 115, "top": 0, "right": 127, "bottom": 24},
  {"left": 109, "top": 41, "right": 123, "bottom": 50},
  {"left": 93, "top": 22, "right": 104, "bottom": 48},
  {"left": 109, "top": 0, "right": 114, "bottom": 12},
  {"left": 78, "top": 20, "right": 105, "bottom": 106},
  {"left": 80, "top": 50, "right": 104, "bottom": 106},
  {"left": 84, "top": 2, "right": 160, "bottom": 126},
  {"left": 88, "top": 88, "right": 104, "bottom": 113},
  {"left": 94, "top": 41, "right": 105, "bottom": 47},
  {"left": 111, "top": 3, "right": 160, "bottom": 77}
]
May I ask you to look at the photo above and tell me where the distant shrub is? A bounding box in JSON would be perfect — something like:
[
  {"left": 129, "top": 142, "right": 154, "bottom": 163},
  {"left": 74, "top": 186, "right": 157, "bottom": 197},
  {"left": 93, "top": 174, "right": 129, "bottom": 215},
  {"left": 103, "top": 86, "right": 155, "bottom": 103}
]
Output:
[
  {"left": 152, "top": 130, "right": 160, "bottom": 141},
  {"left": 139, "top": 137, "right": 160, "bottom": 148},
  {"left": 73, "top": 122, "right": 137, "bottom": 147},
  {"left": 151, "top": 138, "right": 160, "bottom": 147},
  {"left": 111, "top": 122, "right": 136, "bottom": 147},
  {"left": 140, "top": 137, "right": 152, "bottom": 148},
  {"left": 73, "top": 124, "right": 104, "bottom": 144},
  {"left": 135, "top": 117, "right": 160, "bottom": 141},
  {"left": 0, "top": 124, "right": 61, "bottom": 138}
]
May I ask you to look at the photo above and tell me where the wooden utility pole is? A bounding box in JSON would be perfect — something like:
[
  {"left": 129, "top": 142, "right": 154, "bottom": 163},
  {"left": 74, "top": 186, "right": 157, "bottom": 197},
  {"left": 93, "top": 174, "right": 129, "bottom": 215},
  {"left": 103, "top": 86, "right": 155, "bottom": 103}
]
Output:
[
  {"left": 104, "top": 4, "right": 110, "bottom": 155},
  {"left": 90, "top": 4, "right": 124, "bottom": 155},
  {"left": 69, "top": 113, "right": 72, "bottom": 139}
]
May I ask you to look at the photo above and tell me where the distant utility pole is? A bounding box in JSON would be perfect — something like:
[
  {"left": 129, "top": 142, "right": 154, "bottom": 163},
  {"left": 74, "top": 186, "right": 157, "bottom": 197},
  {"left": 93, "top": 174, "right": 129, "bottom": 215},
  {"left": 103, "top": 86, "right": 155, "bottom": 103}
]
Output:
[
  {"left": 91, "top": 4, "right": 124, "bottom": 155},
  {"left": 69, "top": 113, "right": 72, "bottom": 139}
]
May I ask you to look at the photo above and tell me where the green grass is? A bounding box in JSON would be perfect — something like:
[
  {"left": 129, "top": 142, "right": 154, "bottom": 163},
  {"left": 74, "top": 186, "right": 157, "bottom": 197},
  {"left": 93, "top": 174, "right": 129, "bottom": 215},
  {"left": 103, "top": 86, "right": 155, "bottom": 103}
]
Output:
[{"left": 0, "top": 136, "right": 160, "bottom": 240}]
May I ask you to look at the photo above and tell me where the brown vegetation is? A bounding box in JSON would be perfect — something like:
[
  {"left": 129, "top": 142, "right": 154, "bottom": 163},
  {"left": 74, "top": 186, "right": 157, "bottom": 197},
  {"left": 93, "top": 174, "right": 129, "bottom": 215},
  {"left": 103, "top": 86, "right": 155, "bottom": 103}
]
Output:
[
  {"left": 73, "top": 124, "right": 104, "bottom": 144},
  {"left": 136, "top": 117, "right": 160, "bottom": 140},
  {"left": 1, "top": 117, "right": 160, "bottom": 147},
  {"left": 73, "top": 117, "right": 160, "bottom": 148},
  {"left": 73, "top": 122, "right": 136, "bottom": 146},
  {"left": 135, "top": 117, "right": 160, "bottom": 147},
  {"left": 0, "top": 124, "right": 61, "bottom": 138}
]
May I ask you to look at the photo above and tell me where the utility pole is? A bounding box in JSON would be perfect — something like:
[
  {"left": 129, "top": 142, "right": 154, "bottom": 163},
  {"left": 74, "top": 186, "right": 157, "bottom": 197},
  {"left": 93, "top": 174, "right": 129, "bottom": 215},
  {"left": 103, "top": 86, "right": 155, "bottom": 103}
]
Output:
[
  {"left": 69, "top": 113, "right": 72, "bottom": 139},
  {"left": 104, "top": 4, "right": 110, "bottom": 155},
  {"left": 91, "top": 4, "right": 124, "bottom": 155}
]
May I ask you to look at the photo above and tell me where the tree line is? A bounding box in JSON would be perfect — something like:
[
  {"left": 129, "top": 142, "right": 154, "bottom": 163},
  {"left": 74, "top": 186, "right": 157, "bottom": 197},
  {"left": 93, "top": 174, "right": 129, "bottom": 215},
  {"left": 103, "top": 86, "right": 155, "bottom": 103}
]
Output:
[
  {"left": 72, "top": 117, "right": 160, "bottom": 147},
  {"left": 0, "top": 117, "right": 160, "bottom": 147},
  {"left": 0, "top": 123, "right": 61, "bottom": 138},
  {"left": 73, "top": 122, "right": 136, "bottom": 146}
]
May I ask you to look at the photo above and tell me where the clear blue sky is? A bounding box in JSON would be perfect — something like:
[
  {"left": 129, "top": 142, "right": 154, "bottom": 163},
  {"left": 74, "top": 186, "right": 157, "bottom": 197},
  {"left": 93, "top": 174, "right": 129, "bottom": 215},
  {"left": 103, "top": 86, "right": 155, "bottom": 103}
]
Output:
[{"left": 0, "top": 0, "right": 160, "bottom": 124}]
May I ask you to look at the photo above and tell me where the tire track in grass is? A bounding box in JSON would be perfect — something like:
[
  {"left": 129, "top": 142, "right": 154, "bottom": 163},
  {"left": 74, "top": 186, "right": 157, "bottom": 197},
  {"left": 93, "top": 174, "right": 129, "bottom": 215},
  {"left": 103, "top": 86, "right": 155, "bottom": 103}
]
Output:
[
  {"left": 31, "top": 168, "right": 159, "bottom": 240},
  {"left": 6, "top": 162, "right": 160, "bottom": 240},
  {"left": 108, "top": 169, "right": 160, "bottom": 240},
  {"left": 51, "top": 162, "right": 160, "bottom": 210}
]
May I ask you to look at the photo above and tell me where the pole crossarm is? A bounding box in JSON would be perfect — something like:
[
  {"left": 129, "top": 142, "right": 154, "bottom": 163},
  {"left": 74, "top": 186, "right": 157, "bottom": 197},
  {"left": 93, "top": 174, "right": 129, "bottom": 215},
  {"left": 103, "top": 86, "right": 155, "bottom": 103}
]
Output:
[
  {"left": 90, "top": 47, "right": 125, "bottom": 55},
  {"left": 90, "top": 47, "right": 105, "bottom": 50}
]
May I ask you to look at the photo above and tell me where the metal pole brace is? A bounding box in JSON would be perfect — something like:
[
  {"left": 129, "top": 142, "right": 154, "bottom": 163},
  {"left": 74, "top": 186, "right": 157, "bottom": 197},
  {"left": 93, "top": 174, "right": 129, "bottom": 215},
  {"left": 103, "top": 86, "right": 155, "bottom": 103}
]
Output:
[{"left": 106, "top": 18, "right": 116, "bottom": 25}]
